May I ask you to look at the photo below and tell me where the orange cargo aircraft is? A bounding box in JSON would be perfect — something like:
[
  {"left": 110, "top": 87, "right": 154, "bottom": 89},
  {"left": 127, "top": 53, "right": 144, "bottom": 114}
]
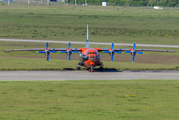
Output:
[{"left": 5, "top": 24, "right": 175, "bottom": 72}]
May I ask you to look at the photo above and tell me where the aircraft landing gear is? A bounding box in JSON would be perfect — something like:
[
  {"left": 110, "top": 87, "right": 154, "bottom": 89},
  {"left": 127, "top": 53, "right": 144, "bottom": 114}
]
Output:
[
  {"left": 99, "top": 62, "right": 104, "bottom": 71},
  {"left": 77, "top": 62, "right": 81, "bottom": 71},
  {"left": 89, "top": 66, "right": 94, "bottom": 72},
  {"left": 77, "top": 66, "right": 81, "bottom": 70},
  {"left": 99, "top": 66, "right": 103, "bottom": 71}
]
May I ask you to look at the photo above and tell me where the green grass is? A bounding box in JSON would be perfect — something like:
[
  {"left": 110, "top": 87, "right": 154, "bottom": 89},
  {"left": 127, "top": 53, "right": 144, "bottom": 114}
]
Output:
[
  {"left": 0, "top": 80, "right": 179, "bottom": 120},
  {"left": 0, "top": 6, "right": 179, "bottom": 44}
]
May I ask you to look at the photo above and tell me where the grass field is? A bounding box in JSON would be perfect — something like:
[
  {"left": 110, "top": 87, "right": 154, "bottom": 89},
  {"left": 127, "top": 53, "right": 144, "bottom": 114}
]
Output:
[
  {"left": 0, "top": 80, "right": 179, "bottom": 120},
  {"left": 0, "top": 5, "right": 179, "bottom": 44},
  {"left": 0, "top": 6, "right": 179, "bottom": 120},
  {"left": 0, "top": 5, "right": 179, "bottom": 70}
]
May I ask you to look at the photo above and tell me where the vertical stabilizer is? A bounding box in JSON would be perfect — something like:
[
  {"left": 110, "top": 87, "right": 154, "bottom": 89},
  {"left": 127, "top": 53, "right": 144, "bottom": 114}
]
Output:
[{"left": 85, "top": 24, "right": 90, "bottom": 48}]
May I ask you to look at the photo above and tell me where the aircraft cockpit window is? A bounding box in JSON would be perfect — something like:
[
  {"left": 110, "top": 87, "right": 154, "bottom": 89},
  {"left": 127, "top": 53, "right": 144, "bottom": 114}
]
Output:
[{"left": 87, "top": 52, "right": 97, "bottom": 55}]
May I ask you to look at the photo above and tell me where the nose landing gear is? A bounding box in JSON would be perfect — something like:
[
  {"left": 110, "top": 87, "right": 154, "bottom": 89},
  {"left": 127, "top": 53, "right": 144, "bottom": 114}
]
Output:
[{"left": 89, "top": 66, "right": 94, "bottom": 72}]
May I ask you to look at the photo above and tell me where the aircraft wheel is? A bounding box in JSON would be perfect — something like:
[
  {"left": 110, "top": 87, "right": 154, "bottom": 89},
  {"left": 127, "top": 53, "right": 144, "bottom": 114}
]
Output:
[
  {"left": 99, "top": 67, "right": 103, "bottom": 71},
  {"left": 100, "top": 62, "right": 104, "bottom": 67},
  {"left": 90, "top": 69, "right": 94, "bottom": 72},
  {"left": 77, "top": 67, "right": 81, "bottom": 70},
  {"left": 90, "top": 66, "right": 94, "bottom": 72}
]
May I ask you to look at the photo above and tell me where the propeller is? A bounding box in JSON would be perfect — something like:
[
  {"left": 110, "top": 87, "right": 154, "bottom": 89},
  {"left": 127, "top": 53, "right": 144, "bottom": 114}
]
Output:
[
  {"left": 103, "top": 43, "right": 122, "bottom": 62},
  {"left": 38, "top": 42, "right": 57, "bottom": 62},
  {"left": 124, "top": 42, "right": 143, "bottom": 63},
  {"left": 60, "top": 42, "right": 79, "bottom": 62}
]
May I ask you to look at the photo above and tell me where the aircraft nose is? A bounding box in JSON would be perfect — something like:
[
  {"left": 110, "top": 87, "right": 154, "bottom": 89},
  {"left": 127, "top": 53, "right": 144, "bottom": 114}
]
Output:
[
  {"left": 90, "top": 62, "right": 94, "bottom": 66},
  {"left": 90, "top": 55, "right": 95, "bottom": 61}
]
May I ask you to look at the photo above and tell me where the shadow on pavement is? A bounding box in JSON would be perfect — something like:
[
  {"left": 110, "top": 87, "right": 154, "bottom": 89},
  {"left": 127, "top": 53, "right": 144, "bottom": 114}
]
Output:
[
  {"left": 94, "top": 68, "right": 122, "bottom": 72},
  {"left": 62, "top": 68, "right": 169, "bottom": 73}
]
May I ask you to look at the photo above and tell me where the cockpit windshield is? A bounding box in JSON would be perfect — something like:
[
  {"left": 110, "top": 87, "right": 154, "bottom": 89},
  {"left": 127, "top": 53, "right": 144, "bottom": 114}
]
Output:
[{"left": 87, "top": 52, "right": 97, "bottom": 55}]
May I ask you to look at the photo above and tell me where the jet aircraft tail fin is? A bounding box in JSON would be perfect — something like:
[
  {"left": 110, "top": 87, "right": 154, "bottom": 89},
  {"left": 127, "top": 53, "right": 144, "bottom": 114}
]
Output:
[{"left": 85, "top": 24, "right": 90, "bottom": 48}]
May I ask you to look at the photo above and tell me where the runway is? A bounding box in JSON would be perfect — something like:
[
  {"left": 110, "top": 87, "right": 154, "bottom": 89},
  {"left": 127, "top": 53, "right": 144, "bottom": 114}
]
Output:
[
  {"left": 0, "top": 70, "right": 179, "bottom": 81},
  {"left": 1, "top": 38, "right": 179, "bottom": 48}
]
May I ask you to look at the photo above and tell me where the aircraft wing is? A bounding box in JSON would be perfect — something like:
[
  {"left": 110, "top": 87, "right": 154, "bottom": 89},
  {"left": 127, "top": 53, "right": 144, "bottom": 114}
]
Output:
[
  {"left": 5, "top": 48, "right": 46, "bottom": 52},
  {"left": 99, "top": 42, "right": 175, "bottom": 63},
  {"left": 115, "top": 48, "right": 176, "bottom": 53},
  {"left": 4, "top": 48, "right": 81, "bottom": 52},
  {"left": 135, "top": 49, "right": 175, "bottom": 52},
  {"left": 4, "top": 42, "right": 82, "bottom": 62},
  {"left": 5, "top": 48, "right": 175, "bottom": 53},
  {"left": 99, "top": 48, "right": 175, "bottom": 53},
  {"left": 51, "top": 48, "right": 81, "bottom": 51},
  {"left": 4, "top": 42, "right": 176, "bottom": 63}
]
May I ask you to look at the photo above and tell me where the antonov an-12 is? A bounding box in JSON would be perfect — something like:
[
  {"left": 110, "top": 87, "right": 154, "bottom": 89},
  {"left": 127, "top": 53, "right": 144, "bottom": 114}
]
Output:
[{"left": 5, "top": 24, "right": 175, "bottom": 72}]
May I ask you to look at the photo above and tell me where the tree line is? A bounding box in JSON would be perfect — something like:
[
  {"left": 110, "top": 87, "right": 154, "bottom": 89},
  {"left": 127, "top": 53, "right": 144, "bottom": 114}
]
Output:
[{"left": 68, "top": 0, "right": 179, "bottom": 7}]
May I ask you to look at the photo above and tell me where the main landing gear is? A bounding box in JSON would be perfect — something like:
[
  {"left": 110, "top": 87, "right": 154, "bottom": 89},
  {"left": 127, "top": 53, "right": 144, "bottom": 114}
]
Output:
[
  {"left": 77, "top": 66, "right": 81, "bottom": 70},
  {"left": 77, "top": 62, "right": 103, "bottom": 72},
  {"left": 77, "top": 62, "right": 81, "bottom": 70},
  {"left": 77, "top": 62, "right": 84, "bottom": 71},
  {"left": 99, "top": 62, "right": 104, "bottom": 71},
  {"left": 99, "top": 66, "right": 103, "bottom": 71}
]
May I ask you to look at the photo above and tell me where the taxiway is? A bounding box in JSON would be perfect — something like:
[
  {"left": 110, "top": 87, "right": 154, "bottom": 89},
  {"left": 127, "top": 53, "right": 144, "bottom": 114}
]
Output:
[{"left": 0, "top": 70, "right": 179, "bottom": 81}]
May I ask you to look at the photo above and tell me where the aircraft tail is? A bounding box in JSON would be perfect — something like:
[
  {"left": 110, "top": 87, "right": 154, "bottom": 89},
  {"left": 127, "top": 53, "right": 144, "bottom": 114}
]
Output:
[{"left": 85, "top": 24, "right": 90, "bottom": 48}]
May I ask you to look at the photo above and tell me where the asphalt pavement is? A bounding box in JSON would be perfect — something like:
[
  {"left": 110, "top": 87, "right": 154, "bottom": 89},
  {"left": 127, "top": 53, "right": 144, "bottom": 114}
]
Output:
[{"left": 0, "top": 70, "right": 179, "bottom": 81}]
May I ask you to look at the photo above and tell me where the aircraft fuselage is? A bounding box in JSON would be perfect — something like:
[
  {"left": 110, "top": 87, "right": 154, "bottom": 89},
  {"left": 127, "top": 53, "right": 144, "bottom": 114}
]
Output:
[{"left": 79, "top": 48, "right": 101, "bottom": 68}]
